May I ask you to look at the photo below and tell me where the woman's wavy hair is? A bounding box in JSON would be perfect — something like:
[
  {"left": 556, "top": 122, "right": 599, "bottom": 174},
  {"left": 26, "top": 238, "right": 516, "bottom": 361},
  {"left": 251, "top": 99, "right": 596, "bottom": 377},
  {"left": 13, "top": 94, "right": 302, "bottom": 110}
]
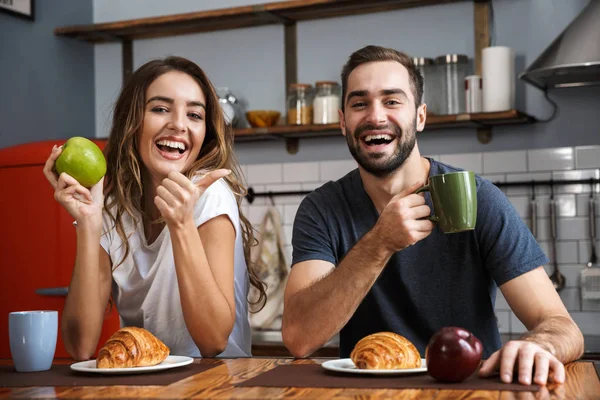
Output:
[{"left": 102, "top": 56, "right": 266, "bottom": 311}]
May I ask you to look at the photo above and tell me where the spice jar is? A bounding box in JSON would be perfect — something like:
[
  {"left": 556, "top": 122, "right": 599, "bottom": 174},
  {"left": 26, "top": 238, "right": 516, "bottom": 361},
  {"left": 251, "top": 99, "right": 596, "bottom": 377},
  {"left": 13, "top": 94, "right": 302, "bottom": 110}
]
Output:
[
  {"left": 313, "top": 81, "right": 341, "bottom": 124},
  {"left": 287, "top": 83, "right": 313, "bottom": 125}
]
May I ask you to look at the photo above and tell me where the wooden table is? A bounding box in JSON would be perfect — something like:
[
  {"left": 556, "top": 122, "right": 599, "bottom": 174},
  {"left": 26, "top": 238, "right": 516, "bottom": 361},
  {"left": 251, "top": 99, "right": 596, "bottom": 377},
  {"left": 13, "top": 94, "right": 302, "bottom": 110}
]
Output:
[{"left": 1, "top": 358, "right": 598, "bottom": 399}]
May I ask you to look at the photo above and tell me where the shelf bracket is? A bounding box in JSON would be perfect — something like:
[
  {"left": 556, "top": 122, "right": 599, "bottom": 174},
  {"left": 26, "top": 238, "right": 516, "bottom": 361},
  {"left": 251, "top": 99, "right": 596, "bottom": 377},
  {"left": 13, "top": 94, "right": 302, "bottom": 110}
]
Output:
[
  {"left": 286, "top": 138, "right": 299, "bottom": 154},
  {"left": 474, "top": 0, "right": 491, "bottom": 76},
  {"left": 474, "top": 0, "right": 491, "bottom": 146},
  {"left": 251, "top": 5, "right": 293, "bottom": 24},
  {"left": 476, "top": 128, "right": 493, "bottom": 144},
  {"left": 122, "top": 39, "right": 133, "bottom": 83},
  {"left": 284, "top": 22, "right": 298, "bottom": 91}
]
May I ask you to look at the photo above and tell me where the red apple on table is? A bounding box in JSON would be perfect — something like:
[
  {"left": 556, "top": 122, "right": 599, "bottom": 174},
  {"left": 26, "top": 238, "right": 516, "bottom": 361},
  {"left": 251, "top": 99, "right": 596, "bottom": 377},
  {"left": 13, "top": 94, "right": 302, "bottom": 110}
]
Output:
[{"left": 426, "top": 326, "right": 483, "bottom": 382}]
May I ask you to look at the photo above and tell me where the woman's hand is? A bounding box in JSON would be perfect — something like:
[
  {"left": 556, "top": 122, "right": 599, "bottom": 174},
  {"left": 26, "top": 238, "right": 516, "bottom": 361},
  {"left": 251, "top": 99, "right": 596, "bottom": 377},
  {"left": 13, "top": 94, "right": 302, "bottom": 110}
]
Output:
[
  {"left": 43, "top": 145, "right": 104, "bottom": 227},
  {"left": 155, "top": 169, "right": 231, "bottom": 228}
]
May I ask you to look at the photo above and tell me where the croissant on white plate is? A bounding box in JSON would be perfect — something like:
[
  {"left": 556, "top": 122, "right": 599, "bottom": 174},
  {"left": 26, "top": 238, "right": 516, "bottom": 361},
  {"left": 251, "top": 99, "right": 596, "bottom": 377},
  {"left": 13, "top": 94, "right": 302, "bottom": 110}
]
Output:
[
  {"left": 96, "top": 327, "right": 170, "bottom": 369},
  {"left": 350, "top": 331, "right": 421, "bottom": 370}
]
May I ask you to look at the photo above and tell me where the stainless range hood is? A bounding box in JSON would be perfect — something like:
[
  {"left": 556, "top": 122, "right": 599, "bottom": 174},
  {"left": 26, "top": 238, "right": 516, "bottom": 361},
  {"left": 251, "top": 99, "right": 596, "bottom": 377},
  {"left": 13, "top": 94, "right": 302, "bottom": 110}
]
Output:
[{"left": 519, "top": 0, "right": 600, "bottom": 90}]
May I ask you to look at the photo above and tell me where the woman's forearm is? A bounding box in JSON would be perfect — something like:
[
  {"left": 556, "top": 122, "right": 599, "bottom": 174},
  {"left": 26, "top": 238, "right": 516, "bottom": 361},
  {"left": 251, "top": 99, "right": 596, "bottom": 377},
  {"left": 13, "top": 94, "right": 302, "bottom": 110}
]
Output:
[
  {"left": 170, "top": 221, "right": 235, "bottom": 357},
  {"left": 62, "top": 221, "right": 108, "bottom": 360}
]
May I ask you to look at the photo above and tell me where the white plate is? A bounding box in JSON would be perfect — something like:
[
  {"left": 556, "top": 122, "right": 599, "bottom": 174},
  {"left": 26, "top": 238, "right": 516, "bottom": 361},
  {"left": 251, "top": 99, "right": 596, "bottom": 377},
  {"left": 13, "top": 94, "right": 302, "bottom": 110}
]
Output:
[
  {"left": 70, "top": 355, "right": 194, "bottom": 375},
  {"left": 321, "top": 358, "right": 427, "bottom": 375}
]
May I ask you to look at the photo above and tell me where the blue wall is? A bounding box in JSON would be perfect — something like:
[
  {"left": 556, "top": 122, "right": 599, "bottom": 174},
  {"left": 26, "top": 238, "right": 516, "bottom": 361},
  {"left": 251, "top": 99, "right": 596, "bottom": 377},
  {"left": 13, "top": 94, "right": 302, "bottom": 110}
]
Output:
[{"left": 0, "top": 0, "right": 94, "bottom": 149}]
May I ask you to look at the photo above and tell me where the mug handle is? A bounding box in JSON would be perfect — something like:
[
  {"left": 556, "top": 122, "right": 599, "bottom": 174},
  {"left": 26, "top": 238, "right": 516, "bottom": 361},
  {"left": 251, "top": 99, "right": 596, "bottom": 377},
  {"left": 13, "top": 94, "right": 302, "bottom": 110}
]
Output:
[{"left": 414, "top": 185, "right": 439, "bottom": 223}]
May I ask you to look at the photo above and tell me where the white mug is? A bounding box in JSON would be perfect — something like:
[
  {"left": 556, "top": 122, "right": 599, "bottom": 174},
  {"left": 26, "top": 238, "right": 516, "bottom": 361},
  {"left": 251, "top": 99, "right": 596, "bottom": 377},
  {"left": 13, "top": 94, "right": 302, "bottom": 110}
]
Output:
[{"left": 465, "top": 75, "right": 482, "bottom": 113}]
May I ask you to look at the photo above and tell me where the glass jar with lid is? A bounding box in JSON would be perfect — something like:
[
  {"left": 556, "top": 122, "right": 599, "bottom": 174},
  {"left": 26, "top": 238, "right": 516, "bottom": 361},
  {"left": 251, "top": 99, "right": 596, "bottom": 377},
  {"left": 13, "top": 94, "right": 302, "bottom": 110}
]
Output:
[
  {"left": 412, "top": 57, "right": 440, "bottom": 115},
  {"left": 287, "top": 83, "right": 313, "bottom": 125},
  {"left": 434, "top": 54, "right": 469, "bottom": 115},
  {"left": 313, "top": 81, "right": 341, "bottom": 124}
]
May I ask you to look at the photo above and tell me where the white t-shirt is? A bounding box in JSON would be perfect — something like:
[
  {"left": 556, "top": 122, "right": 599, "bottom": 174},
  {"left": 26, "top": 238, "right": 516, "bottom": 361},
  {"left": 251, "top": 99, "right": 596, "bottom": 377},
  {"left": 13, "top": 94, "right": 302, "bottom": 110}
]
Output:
[{"left": 100, "top": 178, "right": 251, "bottom": 357}]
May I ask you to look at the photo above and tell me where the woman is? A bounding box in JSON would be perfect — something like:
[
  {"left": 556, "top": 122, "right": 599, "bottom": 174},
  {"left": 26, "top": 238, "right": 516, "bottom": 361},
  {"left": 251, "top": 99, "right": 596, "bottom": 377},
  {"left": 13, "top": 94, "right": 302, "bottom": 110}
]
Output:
[{"left": 43, "top": 56, "right": 265, "bottom": 359}]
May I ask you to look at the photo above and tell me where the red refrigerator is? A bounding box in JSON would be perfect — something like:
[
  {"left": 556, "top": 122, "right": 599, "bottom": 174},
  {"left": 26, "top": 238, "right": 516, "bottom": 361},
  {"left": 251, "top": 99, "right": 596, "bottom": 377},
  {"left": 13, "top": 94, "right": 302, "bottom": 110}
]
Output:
[{"left": 0, "top": 139, "right": 119, "bottom": 359}]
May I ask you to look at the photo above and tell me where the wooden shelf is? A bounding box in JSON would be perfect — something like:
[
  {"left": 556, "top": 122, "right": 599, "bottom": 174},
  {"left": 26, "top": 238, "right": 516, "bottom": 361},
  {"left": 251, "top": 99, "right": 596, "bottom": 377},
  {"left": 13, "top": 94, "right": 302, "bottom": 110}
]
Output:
[
  {"left": 234, "top": 123, "right": 341, "bottom": 141},
  {"left": 55, "top": 0, "right": 528, "bottom": 146},
  {"left": 54, "top": 0, "right": 462, "bottom": 43},
  {"left": 424, "top": 109, "right": 536, "bottom": 128},
  {"left": 233, "top": 110, "right": 537, "bottom": 141}
]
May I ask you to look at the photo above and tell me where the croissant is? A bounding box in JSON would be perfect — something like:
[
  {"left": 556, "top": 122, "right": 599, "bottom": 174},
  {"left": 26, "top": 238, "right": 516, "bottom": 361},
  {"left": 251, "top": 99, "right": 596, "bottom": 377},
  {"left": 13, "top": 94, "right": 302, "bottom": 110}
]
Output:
[
  {"left": 350, "top": 332, "right": 421, "bottom": 370},
  {"left": 96, "top": 327, "right": 170, "bottom": 368}
]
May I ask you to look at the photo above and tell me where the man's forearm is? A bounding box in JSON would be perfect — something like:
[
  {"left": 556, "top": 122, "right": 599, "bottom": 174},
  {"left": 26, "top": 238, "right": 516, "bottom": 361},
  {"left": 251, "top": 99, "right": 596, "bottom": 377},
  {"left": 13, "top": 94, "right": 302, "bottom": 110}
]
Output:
[
  {"left": 520, "top": 315, "right": 584, "bottom": 363},
  {"left": 283, "top": 230, "right": 393, "bottom": 358}
]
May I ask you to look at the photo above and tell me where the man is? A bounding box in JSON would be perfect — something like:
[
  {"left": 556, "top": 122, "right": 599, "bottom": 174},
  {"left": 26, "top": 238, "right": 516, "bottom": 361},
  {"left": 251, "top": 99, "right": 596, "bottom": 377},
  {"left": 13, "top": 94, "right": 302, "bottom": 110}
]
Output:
[{"left": 281, "top": 45, "right": 583, "bottom": 386}]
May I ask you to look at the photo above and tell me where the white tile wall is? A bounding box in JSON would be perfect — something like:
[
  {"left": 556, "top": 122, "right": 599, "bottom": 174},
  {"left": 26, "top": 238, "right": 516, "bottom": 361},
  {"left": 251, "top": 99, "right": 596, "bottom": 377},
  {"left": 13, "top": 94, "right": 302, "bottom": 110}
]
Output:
[
  {"left": 559, "top": 288, "right": 581, "bottom": 311},
  {"left": 582, "top": 298, "right": 600, "bottom": 312},
  {"left": 578, "top": 240, "right": 600, "bottom": 264},
  {"left": 531, "top": 195, "right": 577, "bottom": 218},
  {"left": 483, "top": 150, "right": 527, "bottom": 174},
  {"left": 263, "top": 183, "right": 305, "bottom": 205},
  {"left": 283, "top": 245, "right": 293, "bottom": 267},
  {"left": 439, "top": 153, "right": 483, "bottom": 174},
  {"left": 556, "top": 242, "right": 582, "bottom": 265},
  {"left": 284, "top": 204, "right": 299, "bottom": 225},
  {"left": 571, "top": 312, "right": 600, "bottom": 335},
  {"left": 283, "top": 162, "right": 319, "bottom": 183},
  {"left": 558, "top": 217, "right": 590, "bottom": 240},
  {"left": 283, "top": 224, "right": 293, "bottom": 247},
  {"left": 495, "top": 290, "right": 510, "bottom": 310},
  {"left": 496, "top": 311, "right": 511, "bottom": 333},
  {"left": 505, "top": 172, "right": 552, "bottom": 196},
  {"left": 246, "top": 163, "right": 283, "bottom": 184},
  {"left": 553, "top": 169, "right": 600, "bottom": 194},
  {"left": 528, "top": 147, "right": 574, "bottom": 172},
  {"left": 247, "top": 204, "right": 269, "bottom": 226},
  {"left": 242, "top": 145, "right": 600, "bottom": 338},
  {"left": 510, "top": 314, "right": 527, "bottom": 334},
  {"left": 576, "top": 146, "right": 600, "bottom": 169},
  {"left": 576, "top": 195, "right": 600, "bottom": 217},
  {"left": 538, "top": 241, "right": 580, "bottom": 265},
  {"left": 547, "top": 265, "right": 588, "bottom": 289}
]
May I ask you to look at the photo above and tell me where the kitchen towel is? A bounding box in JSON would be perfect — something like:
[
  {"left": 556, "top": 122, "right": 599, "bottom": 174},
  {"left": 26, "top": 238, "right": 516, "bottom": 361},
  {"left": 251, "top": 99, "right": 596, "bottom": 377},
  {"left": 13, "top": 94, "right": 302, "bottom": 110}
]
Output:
[
  {"left": 0, "top": 360, "right": 220, "bottom": 387},
  {"left": 482, "top": 46, "right": 515, "bottom": 112},
  {"left": 235, "top": 364, "right": 539, "bottom": 392},
  {"left": 249, "top": 206, "right": 289, "bottom": 330}
]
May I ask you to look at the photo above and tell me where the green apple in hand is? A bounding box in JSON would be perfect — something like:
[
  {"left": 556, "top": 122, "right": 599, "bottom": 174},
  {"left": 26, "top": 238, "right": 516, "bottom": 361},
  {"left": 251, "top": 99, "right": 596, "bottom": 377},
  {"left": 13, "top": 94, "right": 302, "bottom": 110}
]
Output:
[{"left": 55, "top": 137, "right": 107, "bottom": 188}]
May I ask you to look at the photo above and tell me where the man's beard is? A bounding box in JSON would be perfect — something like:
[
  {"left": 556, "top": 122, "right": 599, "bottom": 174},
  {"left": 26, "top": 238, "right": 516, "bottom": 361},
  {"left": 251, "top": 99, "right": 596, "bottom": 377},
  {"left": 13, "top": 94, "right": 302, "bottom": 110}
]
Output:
[{"left": 346, "top": 117, "right": 417, "bottom": 178}]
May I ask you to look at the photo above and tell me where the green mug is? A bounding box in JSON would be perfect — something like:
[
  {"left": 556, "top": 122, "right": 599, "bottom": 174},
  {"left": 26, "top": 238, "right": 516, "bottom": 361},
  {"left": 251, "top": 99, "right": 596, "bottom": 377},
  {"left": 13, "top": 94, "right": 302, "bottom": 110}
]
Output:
[{"left": 415, "top": 170, "right": 477, "bottom": 233}]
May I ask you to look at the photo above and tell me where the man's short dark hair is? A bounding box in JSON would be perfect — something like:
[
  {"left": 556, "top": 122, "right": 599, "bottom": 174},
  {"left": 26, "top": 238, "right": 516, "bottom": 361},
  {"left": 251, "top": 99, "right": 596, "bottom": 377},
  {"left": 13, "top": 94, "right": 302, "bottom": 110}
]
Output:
[{"left": 340, "top": 45, "right": 423, "bottom": 111}]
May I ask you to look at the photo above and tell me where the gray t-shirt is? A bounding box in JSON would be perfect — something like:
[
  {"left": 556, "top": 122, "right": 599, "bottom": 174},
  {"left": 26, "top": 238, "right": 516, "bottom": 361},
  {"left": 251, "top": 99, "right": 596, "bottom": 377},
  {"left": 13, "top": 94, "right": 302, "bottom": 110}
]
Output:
[{"left": 292, "top": 159, "right": 548, "bottom": 358}]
